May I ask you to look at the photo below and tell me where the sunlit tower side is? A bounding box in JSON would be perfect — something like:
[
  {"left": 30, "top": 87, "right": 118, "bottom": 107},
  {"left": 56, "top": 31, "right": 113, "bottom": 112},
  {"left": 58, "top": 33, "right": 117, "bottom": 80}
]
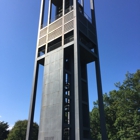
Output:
[{"left": 26, "top": 0, "right": 107, "bottom": 140}]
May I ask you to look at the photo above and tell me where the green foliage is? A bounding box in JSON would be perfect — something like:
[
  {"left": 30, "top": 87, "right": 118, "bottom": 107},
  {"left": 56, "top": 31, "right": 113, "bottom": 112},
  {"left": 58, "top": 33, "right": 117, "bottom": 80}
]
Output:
[
  {"left": 6, "top": 120, "right": 38, "bottom": 140},
  {"left": 0, "top": 121, "right": 9, "bottom": 140},
  {"left": 90, "top": 70, "right": 140, "bottom": 140}
]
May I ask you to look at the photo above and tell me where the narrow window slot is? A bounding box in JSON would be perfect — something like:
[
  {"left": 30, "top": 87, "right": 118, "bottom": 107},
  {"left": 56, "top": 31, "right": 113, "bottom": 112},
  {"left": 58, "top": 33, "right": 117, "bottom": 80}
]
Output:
[{"left": 38, "top": 45, "right": 46, "bottom": 57}]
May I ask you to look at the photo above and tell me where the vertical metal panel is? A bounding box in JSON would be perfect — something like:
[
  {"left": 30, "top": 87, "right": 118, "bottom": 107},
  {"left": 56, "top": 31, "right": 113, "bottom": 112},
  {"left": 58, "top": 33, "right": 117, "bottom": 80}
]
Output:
[
  {"left": 64, "top": 20, "right": 74, "bottom": 33},
  {"left": 88, "top": 30, "right": 96, "bottom": 43},
  {"left": 38, "top": 49, "right": 63, "bottom": 140},
  {"left": 48, "top": 27, "right": 62, "bottom": 41},
  {"left": 40, "top": 27, "right": 47, "bottom": 38},
  {"left": 78, "top": 12, "right": 87, "bottom": 26},
  {"left": 49, "top": 18, "right": 62, "bottom": 33},
  {"left": 39, "top": 36, "right": 46, "bottom": 46},
  {"left": 79, "top": 21, "right": 87, "bottom": 35},
  {"left": 64, "top": 11, "right": 74, "bottom": 23},
  {"left": 87, "top": 22, "right": 95, "bottom": 33}
]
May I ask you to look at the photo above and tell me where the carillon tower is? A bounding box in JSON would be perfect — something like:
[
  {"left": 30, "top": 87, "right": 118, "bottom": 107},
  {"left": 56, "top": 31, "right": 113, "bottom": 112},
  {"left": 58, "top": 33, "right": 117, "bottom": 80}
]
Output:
[{"left": 26, "top": 0, "right": 107, "bottom": 140}]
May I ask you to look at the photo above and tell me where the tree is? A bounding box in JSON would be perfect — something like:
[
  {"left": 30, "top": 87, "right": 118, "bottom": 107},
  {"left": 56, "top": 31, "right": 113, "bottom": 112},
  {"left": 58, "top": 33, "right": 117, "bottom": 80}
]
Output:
[
  {"left": 0, "top": 121, "right": 9, "bottom": 140},
  {"left": 90, "top": 70, "right": 140, "bottom": 140},
  {"left": 6, "top": 120, "right": 39, "bottom": 140}
]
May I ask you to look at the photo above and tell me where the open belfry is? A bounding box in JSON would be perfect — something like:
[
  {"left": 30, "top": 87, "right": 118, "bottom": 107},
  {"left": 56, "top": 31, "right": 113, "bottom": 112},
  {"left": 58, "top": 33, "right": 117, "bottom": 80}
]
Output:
[{"left": 26, "top": 0, "right": 107, "bottom": 140}]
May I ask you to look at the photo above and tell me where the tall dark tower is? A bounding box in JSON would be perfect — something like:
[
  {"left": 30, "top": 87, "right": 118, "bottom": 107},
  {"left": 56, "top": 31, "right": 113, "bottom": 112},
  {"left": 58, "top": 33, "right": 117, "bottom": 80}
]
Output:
[{"left": 26, "top": 0, "right": 107, "bottom": 140}]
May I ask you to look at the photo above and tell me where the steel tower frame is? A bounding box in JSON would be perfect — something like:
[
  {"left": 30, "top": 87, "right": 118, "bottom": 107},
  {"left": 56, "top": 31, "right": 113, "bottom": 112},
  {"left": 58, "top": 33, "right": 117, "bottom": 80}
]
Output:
[{"left": 26, "top": 0, "right": 107, "bottom": 140}]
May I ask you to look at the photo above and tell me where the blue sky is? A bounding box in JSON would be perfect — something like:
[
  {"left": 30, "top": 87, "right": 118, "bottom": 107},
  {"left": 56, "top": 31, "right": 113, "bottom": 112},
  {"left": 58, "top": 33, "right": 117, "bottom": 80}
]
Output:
[{"left": 0, "top": 0, "right": 140, "bottom": 129}]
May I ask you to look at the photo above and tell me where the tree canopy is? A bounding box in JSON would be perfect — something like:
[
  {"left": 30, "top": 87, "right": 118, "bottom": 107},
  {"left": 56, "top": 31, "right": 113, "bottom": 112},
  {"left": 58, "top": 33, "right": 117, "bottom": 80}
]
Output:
[
  {"left": 0, "top": 121, "right": 9, "bottom": 140},
  {"left": 6, "top": 120, "right": 39, "bottom": 140},
  {"left": 90, "top": 70, "right": 140, "bottom": 140}
]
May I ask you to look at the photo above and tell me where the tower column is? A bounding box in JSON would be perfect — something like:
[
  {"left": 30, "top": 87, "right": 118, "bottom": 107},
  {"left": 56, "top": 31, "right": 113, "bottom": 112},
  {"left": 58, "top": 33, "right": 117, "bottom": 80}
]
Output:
[
  {"left": 26, "top": 0, "right": 44, "bottom": 139},
  {"left": 95, "top": 53, "right": 108, "bottom": 140},
  {"left": 90, "top": 0, "right": 108, "bottom": 140},
  {"left": 73, "top": 0, "right": 81, "bottom": 140},
  {"left": 47, "top": 0, "right": 52, "bottom": 25},
  {"left": 26, "top": 62, "right": 39, "bottom": 140}
]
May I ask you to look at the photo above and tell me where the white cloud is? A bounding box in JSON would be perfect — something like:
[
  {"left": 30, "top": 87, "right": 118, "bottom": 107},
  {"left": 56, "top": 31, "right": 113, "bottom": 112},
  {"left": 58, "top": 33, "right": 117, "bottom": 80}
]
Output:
[
  {"left": 0, "top": 116, "right": 13, "bottom": 130},
  {"left": 8, "top": 125, "right": 14, "bottom": 130}
]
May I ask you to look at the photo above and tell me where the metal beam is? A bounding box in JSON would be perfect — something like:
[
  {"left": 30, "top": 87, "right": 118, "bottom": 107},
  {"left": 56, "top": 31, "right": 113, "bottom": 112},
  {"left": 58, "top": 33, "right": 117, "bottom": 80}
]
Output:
[
  {"left": 26, "top": 62, "right": 39, "bottom": 140},
  {"left": 90, "top": 0, "right": 108, "bottom": 139}
]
